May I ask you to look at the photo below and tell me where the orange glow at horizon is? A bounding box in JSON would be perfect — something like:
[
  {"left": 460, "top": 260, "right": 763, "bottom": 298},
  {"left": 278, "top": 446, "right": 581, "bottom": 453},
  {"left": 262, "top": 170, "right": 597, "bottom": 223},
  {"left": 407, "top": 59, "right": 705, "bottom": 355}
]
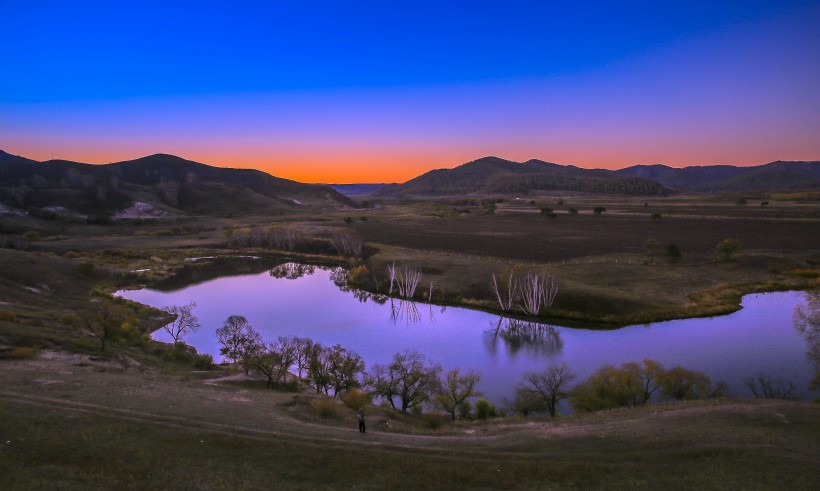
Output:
[{"left": 6, "top": 139, "right": 819, "bottom": 184}]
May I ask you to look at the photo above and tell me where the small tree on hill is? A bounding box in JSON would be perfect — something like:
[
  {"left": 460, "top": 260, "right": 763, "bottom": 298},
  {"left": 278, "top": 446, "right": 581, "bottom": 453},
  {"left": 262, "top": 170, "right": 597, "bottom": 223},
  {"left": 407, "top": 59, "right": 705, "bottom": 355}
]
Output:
[
  {"left": 716, "top": 239, "right": 741, "bottom": 261},
  {"left": 660, "top": 366, "right": 711, "bottom": 401},
  {"left": 520, "top": 363, "right": 576, "bottom": 417},
  {"left": 83, "top": 300, "right": 135, "bottom": 351},
  {"left": 161, "top": 302, "right": 200, "bottom": 343},
  {"left": 435, "top": 368, "right": 482, "bottom": 421},
  {"left": 369, "top": 350, "right": 442, "bottom": 412},
  {"left": 216, "top": 315, "right": 259, "bottom": 364}
]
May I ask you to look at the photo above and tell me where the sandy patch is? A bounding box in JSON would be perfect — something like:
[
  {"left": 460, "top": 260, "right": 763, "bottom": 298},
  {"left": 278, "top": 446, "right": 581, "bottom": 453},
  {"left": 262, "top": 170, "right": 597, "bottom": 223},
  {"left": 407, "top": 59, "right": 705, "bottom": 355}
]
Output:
[{"left": 114, "top": 201, "right": 176, "bottom": 219}]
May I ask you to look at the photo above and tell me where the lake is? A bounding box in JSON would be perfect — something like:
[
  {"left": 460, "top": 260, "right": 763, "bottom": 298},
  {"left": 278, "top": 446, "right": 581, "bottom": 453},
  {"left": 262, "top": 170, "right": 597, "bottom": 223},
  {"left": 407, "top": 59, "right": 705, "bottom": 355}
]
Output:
[{"left": 117, "top": 262, "right": 817, "bottom": 404}]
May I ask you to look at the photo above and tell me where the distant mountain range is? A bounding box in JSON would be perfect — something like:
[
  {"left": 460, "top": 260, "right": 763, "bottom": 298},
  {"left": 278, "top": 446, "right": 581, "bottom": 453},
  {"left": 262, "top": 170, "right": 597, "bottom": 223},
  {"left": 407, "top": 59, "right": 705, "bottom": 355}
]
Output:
[
  {"left": 0, "top": 150, "right": 357, "bottom": 216},
  {"left": 375, "top": 156, "right": 820, "bottom": 197},
  {"left": 2, "top": 149, "right": 818, "bottom": 215}
]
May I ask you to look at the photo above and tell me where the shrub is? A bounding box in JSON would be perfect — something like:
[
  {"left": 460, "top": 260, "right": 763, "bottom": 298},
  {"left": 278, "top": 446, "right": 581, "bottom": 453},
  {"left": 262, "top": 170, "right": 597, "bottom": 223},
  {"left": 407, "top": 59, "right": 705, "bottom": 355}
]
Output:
[
  {"left": 22, "top": 230, "right": 41, "bottom": 242},
  {"left": 7, "top": 346, "right": 40, "bottom": 360},
  {"left": 422, "top": 412, "right": 449, "bottom": 429},
  {"left": 348, "top": 264, "right": 370, "bottom": 285},
  {"left": 475, "top": 399, "right": 497, "bottom": 420},
  {"left": 194, "top": 353, "right": 214, "bottom": 370},
  {"left": 312, "top": 398, "right": 340, "bottom": 418},
  {"left": 650, "top": 213, "right": 662, "bottom": 221},
  {"left": 457, "top": 400, "right": 471, "bottom": 420},
  {"left": 164, "top": 342, "right": 192, "bottom": 363},
  {"left": 593, "top": 206, "right": 606, "bottom": 215},
  {"left": 0, "top": 311, "right": 16, "bottom": 322},
  {"left": 76, "top": 262, "right": 96, "bottom": 277},
  {"left": 343, "top": 389, "right": 372, "bottom": 409},
  {"left": 568, "top": 207, "right": 578, "bottom": 215}
]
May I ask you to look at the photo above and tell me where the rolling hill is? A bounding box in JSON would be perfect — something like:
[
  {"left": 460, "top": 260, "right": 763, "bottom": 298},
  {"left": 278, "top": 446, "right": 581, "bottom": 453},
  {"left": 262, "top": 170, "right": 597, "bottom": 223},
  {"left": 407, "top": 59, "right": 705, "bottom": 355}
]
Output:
[
  {"left": 614, "top": 161, "right": 820, "bottom": 192},
  {"left": 376, "top": 156, "right": 820, "bottom": 197},
  {"left": 0, "top": 151, "right": 358, "bottom": 216},
  {"left": 375, "top": 156, "right": 669, "bottom": 197}
]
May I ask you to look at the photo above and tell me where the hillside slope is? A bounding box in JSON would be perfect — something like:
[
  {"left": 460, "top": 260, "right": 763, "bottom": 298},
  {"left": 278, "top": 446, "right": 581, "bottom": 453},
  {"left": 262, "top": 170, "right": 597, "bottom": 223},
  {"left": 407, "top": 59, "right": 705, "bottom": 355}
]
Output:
[
  {"left": 376, "top": 156, "right": 668, "bottom": 196},
  {"left": 0, "top": 151, "right": 358, "bottom": 215},
  {"left": 615, "top": 160, "right": 820, "bottom": 191}
]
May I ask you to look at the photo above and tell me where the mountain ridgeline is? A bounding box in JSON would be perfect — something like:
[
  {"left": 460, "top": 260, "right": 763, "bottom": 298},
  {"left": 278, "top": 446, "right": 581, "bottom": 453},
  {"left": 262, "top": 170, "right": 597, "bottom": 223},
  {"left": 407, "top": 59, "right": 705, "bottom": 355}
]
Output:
[
  {"left": 0, "top": 150, "right": 358, "bottom": 215},
  {"left": 376, "top": 156, "right": 820, "bottom": 197}
]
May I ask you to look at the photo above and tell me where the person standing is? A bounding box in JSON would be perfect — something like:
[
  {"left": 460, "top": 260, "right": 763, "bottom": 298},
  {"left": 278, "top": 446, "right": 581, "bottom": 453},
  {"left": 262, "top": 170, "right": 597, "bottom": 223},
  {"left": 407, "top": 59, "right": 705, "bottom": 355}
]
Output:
[{"left": 357, "top": 409, "right": 366, "bottom": 433}]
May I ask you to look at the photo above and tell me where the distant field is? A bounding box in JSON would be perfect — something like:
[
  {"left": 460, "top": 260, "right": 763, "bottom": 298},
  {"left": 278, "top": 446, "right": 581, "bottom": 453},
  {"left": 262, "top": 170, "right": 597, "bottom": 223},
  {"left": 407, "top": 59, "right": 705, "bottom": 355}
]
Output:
[{"left": 355, "top": 209, "right": 820, "bottom": 263}]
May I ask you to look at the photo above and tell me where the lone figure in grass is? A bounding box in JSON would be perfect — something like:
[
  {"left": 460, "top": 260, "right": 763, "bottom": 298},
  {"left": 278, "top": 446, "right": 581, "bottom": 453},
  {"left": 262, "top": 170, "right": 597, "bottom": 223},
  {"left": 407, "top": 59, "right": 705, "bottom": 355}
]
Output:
[{"left": 357, "top": 409, "right": 366, "bottom": 433}]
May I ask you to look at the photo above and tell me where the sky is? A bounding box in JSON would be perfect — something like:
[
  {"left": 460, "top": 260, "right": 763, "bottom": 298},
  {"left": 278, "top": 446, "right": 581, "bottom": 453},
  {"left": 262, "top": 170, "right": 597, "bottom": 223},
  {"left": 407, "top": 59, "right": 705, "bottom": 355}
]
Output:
[{"left": 1, "top": 1, "right": 819, "bottom": 183}]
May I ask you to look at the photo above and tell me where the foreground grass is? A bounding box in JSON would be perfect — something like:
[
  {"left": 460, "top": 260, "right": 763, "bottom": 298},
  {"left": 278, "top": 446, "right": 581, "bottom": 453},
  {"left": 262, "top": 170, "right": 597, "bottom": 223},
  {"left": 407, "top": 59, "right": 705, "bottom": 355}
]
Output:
[{"left": 1, "top": 355, "right": 818, "bottom": 490}]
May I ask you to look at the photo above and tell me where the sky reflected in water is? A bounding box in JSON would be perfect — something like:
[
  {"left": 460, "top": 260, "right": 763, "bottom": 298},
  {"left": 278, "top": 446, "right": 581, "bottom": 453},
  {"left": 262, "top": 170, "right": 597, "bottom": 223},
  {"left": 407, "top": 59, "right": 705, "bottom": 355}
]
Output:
[{"left": 118, "top": 265, "right": 816, "bottom": 404}]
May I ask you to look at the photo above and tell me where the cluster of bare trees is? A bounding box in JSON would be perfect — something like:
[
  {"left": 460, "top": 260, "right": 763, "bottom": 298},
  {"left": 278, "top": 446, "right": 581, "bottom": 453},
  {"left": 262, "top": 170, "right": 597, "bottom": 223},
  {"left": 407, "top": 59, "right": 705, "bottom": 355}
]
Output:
[
  {"left": 491, "top": 267, "right": 559, "bottom": 316},
  {"left": 215, "top": 317, "right": 366, "bottom": 395},
  {"left": 231, "top": 226, "right": 306, "bottom": 250},
  {"left": 331, "top": 229, "right": 363, "bottom": 257},
  {"left": 387, "top": 263, "right": 423, "bottom": 298}
]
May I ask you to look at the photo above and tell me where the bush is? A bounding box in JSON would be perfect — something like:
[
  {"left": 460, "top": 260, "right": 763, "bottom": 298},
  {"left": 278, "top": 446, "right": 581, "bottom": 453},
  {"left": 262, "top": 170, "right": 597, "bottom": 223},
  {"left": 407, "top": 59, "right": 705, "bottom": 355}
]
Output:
[
  {"left": 22, "top": 230, "right": 41, "bottom": 242},
  {"left": 76, "top": 262, "right": 96, "bottom": 277},
  {"left": 312, "top": 398, "right": 341, "bottom": 418},
  {"left": 194, "top": 353, "right": 214, "bottom": 370},
  {"left": 164, "top": 342, "right": 192, "bottom": 363},
  {"left": 6, "top": 346, "right": 40, "bottom": 360},
  {"left": 568, "top": 207, "right": 578, "bottom": 215},
  {"left": 475, "top": 399, "right": 497, "bottom": 420},
  {"left": 343, "top": 389, "right": 372, "bottom": 409},
  {"left": 422, "top": 412, "right": 449, "bottom": 429},
  {"left": 593, "top": 206, "right": 606, "bottom": 215},
  {"left": 0, "top": 311, "right": 16, "bottom": 322},
  {"left": 457, "top": 401, "right": 471, "bottom": 420},
  {"left": 650, "top": 213, "right": 662, "bottom": 221}
]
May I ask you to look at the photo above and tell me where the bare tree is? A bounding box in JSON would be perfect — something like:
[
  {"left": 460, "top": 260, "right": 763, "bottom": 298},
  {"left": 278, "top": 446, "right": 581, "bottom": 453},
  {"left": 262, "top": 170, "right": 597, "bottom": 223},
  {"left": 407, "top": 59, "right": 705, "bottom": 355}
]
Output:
[
  {"left": 396, "top": 267, "right": 422, "bottom": 298},
  {"left": 490, "top": 272, "right": 517, "bottom": 312},
  {"left": 387, "top": 263, "right": 397, "bottom": 295},
  {"left": 292, "top": 337, "right": 314, "bottom": 378},
  {"left": 160, "top": 302, "right": 200, "bottom": 343},
  {"left": 216, "top": 315, "right": 259, "bottom": 364},
  {"left": 369, "top": 350, "right": 441, "bottom": 412},
  {"left": 794, "top": 291, "right": 820, "bottom": 390},
  {"left": 520, "top": 363, "right": 576, "bottom": 417},
  {"left": 746, "top": 374, "right": 796, "bottom": 400},
  {"left": 517, "top": 270, "right": 559, "bottom": 315},
  {"left": 434, "top": 368, "right": 482, "bottom": 421},
  {"left": 331, "top": 229, "right": 363, "bottom": 257}
]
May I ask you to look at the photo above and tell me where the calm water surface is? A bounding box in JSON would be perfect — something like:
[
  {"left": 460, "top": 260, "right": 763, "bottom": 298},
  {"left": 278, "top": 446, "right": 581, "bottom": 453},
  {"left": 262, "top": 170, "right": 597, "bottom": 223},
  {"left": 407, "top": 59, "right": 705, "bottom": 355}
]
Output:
[{"left": 117, "top": 264, "right": 817, "bottom": 403}]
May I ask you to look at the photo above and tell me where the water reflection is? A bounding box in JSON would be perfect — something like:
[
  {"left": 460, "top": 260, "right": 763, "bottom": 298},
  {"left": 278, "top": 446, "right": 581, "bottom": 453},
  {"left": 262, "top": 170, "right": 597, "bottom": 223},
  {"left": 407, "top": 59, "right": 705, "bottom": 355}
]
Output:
[
  {"left": 793, "top": 291, "right": 819, "bottom": 387},
  {"left": 485, "top": 318, "right": 563, "bottom": 356},
  {"left": 269, "top": 263, "right": 316, "bottom": 280},
  {"left": 389, "top": 299, "right": 423, "bottom": 324}
]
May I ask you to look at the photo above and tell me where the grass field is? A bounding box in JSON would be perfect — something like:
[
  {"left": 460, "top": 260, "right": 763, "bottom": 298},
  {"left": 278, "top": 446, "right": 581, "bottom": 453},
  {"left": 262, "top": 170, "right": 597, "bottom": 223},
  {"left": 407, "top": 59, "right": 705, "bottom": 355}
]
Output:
[{"left": 1, "top": 354, "right": 818, "bottom": 490}]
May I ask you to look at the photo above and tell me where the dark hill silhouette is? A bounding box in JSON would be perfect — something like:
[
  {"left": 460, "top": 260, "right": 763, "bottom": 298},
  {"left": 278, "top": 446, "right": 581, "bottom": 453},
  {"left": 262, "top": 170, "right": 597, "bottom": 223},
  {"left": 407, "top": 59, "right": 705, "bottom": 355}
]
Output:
[
  {"left": 0, "top": 151, "right": 357, "bottom": 215},
  {"left": 615, "top": 160, "right": 820, "bottom": 191},
  {"left": 376, "top": 156, "right": 668, "bottom": 196}
]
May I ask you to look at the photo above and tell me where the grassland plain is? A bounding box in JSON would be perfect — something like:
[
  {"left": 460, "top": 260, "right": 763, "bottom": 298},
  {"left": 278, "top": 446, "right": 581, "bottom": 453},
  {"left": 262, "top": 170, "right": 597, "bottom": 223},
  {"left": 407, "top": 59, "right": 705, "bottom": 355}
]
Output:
[{"left": 1, "top": 193, "right": 819, "bottom": 488}]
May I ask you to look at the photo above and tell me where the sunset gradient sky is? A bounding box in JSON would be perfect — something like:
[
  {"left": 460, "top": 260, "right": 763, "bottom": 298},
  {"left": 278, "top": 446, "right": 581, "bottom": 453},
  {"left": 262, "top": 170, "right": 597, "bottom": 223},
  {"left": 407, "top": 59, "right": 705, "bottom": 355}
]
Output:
[{"left": 1, "top": 1, "right": 819, "bottom": 183}]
